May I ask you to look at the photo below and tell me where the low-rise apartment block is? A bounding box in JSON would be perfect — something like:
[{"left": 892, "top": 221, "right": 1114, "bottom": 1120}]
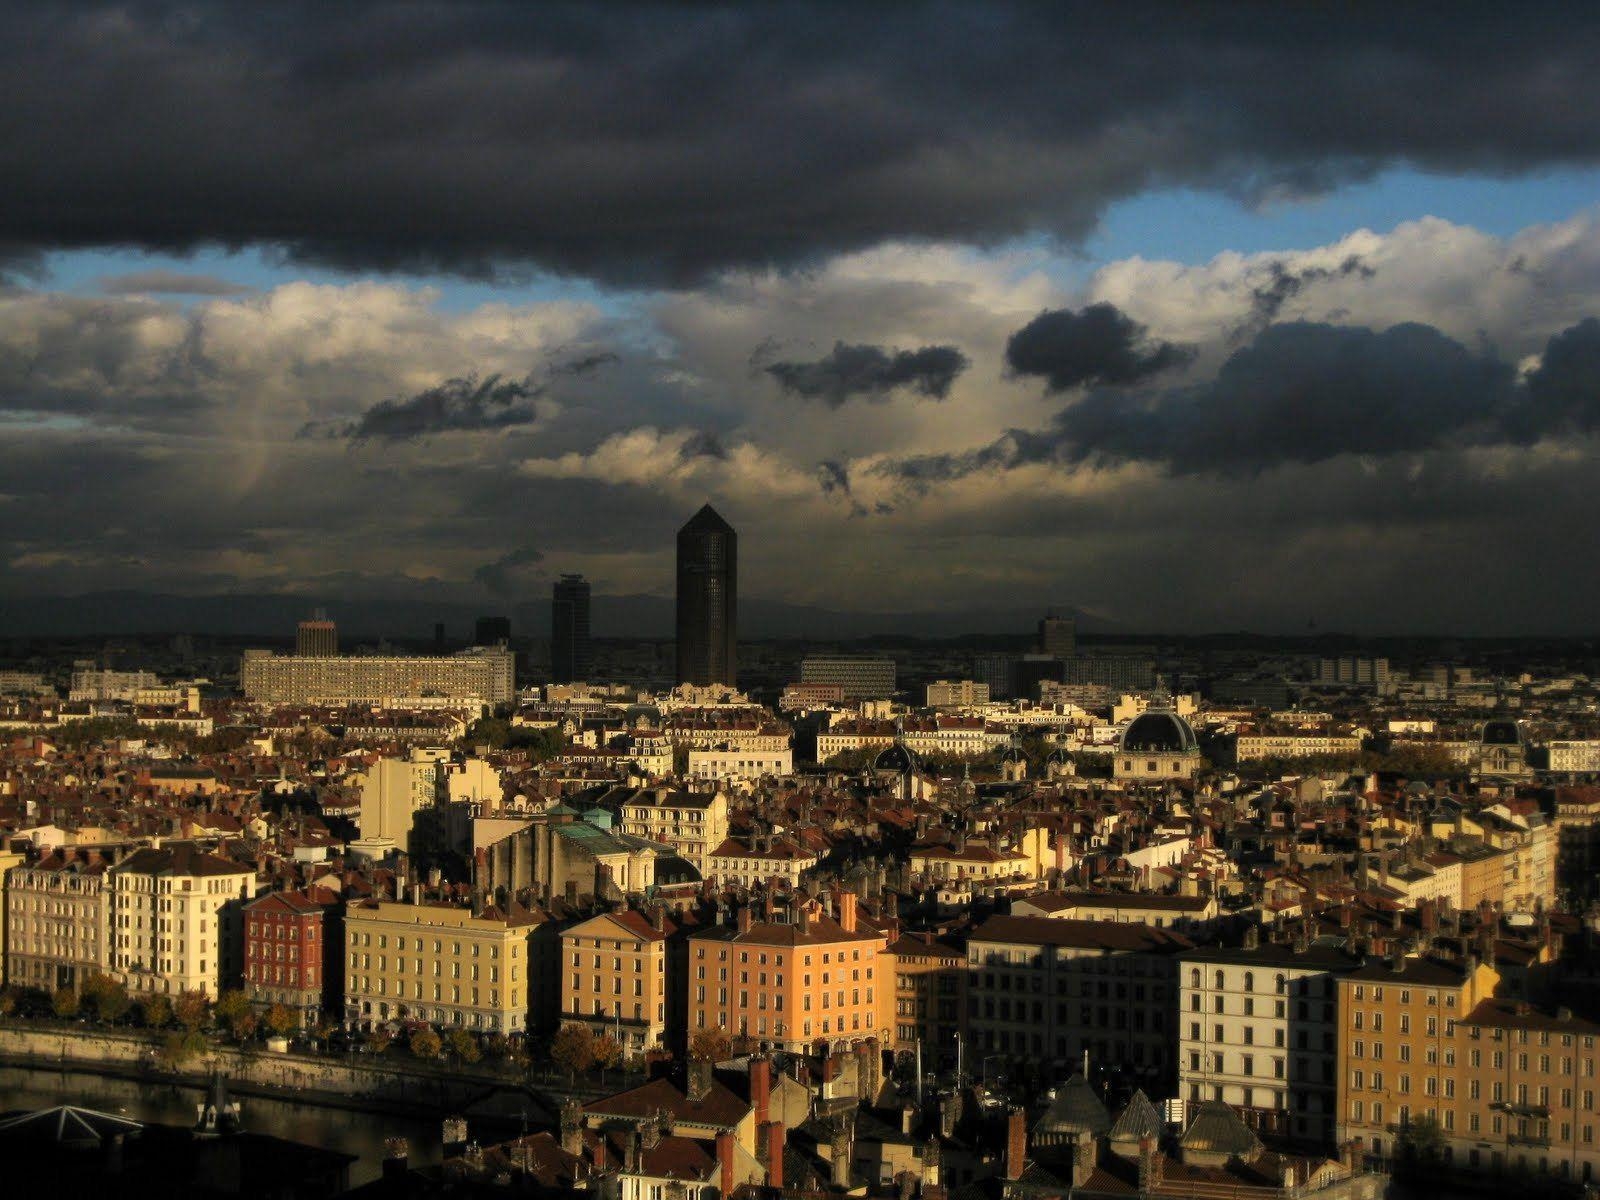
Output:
[
  {"left": 110, "top": 843, "right": 254, "bottom": 997},
  {"left": 343, "top": 898, "right": 541, "bottom": 1034},
  {"left": 5, "top": 849, "right": 112, "bottom": 992}
]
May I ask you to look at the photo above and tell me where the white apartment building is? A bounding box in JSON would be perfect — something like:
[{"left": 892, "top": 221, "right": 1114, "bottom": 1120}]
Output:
[
  {"left": 1178, "top": 939, "right": 1359, "bottom": 1147},
  {"left": 240, "top": 645, "right": 515, "bottom": 705},
  {"left": 110, "top": 843, "right": 255, "bottom": 997},
  {"left": 1234, "top": 729, "right": 1363, "bottom": 761},
  {"left": 926, "top": 679, "right": 991, "bottom": 708},
  {"left": 1547, "top": 740, "right": 1600, "bottom": 774},
  {"left": 5, "top": 851, "right": 112, "bottom": 991},
  {"left": 353, "top": 749, "right": 448, "bottom": 851},
  {"left": 617, "top": 787, "right": 729, "bottom": 873},
  {"left": 685, "top": 746, "right": 794, "bottom": 781},
  {"left": 68, "top": 666, "right": 160, "bottom": 701},
  {"left": 704, "top": 835, "right": 821, "bottom": 889}
]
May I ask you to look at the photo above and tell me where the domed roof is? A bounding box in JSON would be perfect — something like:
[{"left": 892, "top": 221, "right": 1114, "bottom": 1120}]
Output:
[
  {"left": 1480, "top": 719, "right": 1523, "bottom": 746},
  {"left": 1119, "top": 710, "right": 1198, "bottom": 754},
  {"left": 874, "top": 741, "right": 919, "bottom": 774},
  {"left": 1032, "top": 1074, "right": 1111, "bottom": 1138}
]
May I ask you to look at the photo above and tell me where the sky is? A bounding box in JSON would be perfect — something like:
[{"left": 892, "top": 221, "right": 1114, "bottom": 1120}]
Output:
[{"left": 8, "top": 4, "right": 1600, "bottom": 636}]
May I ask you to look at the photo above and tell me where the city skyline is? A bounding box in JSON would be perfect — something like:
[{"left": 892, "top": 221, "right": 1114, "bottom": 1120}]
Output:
[{"left": 10, "top": 8, "right": 1600, "bottom": 634}]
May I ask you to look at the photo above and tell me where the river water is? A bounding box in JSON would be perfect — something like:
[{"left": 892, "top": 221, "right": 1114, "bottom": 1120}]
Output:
[{"left": 0, "top": 1063, "right": 446, "bottom": 1185}]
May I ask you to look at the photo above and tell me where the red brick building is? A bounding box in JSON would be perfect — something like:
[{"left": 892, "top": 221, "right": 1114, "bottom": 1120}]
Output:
[{"left": 244, "top": 888, "right": 338, "bottom": 1025}]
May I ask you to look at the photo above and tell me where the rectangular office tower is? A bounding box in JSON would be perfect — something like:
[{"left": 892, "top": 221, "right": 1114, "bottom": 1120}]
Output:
[
  {"left": 550, "top": 574, "right": 593, "bottom": 683},
  {"left": 675, "top": 504, "right": 737, "bottom": 686}
]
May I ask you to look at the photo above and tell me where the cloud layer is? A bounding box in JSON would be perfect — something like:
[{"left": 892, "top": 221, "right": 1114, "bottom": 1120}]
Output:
[
  {"left": 10, "top": 212, "right": 1600, "bottom": 633},
  {"left": 6, "top": 6, "right": 1600, "bottom": 281},
  {"left": 765, "top": 342, "right": 969, "bottom": 406}
]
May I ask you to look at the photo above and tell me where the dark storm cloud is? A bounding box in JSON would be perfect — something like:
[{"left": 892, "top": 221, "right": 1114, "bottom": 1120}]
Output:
[
  {"left": 1005, "top": 303, "right": 1195, "bottom": 390},
  {"left": 8, "top": 5, "right": 1600, "bottom": 282},
  {"left": 765, "top": 342, "right": 969, "bottom": 406},
  {"left": 1054, "top": 322, "right": 1515, "bottom": 473},
  {"left": 816, "top": 460, "right": 851, "bottom": 495},
  {"left": 1515, "top": 317, "right": 1600, "bottom": 438},
  {"left": 1236, "top": 255, "right": 1377, "bottom": 338},
  {"left": 97, "top": 270, "right": 254, "bottom": 296},
  {"left": 337, "top": 373, "right": 544, "bottom": 442},
  {"left": 549, "top": 350, "right": 620, "bottom": 377},
  {"left": 473, "top": 545, "right": 544, "bottom": 597},
  {"left": 678, "top": 431, "right": 728, "bottom": 461},
  {"left": 881, "top": 318, "right": 1600, "bottom": 481}
]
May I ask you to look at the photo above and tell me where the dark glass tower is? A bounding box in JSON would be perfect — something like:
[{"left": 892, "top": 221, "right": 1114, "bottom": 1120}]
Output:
[
  {"left": 675, "top": 504, "right": 737, "bottom": 687},
  {"left": 551, "top": 574, "right": 593, "bottom": 683}
]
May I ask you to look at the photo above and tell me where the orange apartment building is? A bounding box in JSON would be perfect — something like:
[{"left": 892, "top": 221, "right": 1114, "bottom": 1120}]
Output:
[
  {"left": 560, "top": 905, "right": 677, "bottom": 1055},
  {"left": 1337, "top": 953, "right": 1600, "bottom": 1183},
  {"left": 686, "top": 891, "right": 892, "bottom": 1052}
]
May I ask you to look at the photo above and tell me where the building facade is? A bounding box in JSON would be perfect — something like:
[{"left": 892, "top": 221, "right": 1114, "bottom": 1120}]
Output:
[
  {"left": 5, "top": 850, "right": 112, "bottom": 992},
  {"left": 244, "top": 889, "right": 335, "bottom": 1024},
  {"left": 799, "top": 657, "right": 897, "bottom": 701},
  {"left": 559, "top": 907, "right": 675, "bottom": 1054},
  {"left": 675, "top": 505, "right": 737, "bottom": 688},
  {"left": 110, "top": 843, "right": 254, "bottom": 997},
  {"left": 240, "top": 645, "right": 515, "bottom": 705},
  {"left": 551, "top": 574, "right": 594, "bottom": 684},
  {"left": 686, "top": 894, "right": 891, "bottom": 1052},
  {"left": 965, "top": 914, "right": 1190, "bottom": 1085},
  {"left": 343, "top": 899, "right": 541, "bottom": 1034},
  {"left": 1178, "top": 941, "right": 1360, "bottom": 1147}
]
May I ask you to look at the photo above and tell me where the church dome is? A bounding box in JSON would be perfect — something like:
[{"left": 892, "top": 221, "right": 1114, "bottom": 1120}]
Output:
[
  {"left": 1480, "top": 719, "right": 1522, "bottom": 746},
  {"left": 874, "top": 741, "right": 919, "bottom": 774},
  {"left": 1119, "top": 710, "right": 1198, "bottom": 754}
]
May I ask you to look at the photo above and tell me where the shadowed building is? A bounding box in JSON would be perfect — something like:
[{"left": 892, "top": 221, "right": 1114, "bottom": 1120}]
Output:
[
  {"left": 676, "top": 504, "right": 737, "bottom": 687},
  {"left": 551, "top": 574, "right": 593, "bottom": 683}
]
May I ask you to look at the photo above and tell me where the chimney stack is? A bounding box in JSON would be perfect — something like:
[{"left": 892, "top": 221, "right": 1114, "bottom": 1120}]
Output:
[
  {"left": 839, "top": 889, "right": 858, "bottom": 933},
  {"left": 751, "top": 1055, "right": 771, "bottom": 1126},
  {"left": 717, "top": 1129, "right": 736, "bottom": 1198},
  {"left": 1006, "top": 1107, "right": 1027, "bottom": 1181},
  {"left": 765, "top": 1121, "right": 786, "bottom": 1188}
]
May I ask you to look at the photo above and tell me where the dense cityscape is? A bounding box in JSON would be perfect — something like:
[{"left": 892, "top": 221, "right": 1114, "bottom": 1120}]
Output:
[
  {"left": 2, "top": 503, "right": 1600, "bottom": 1198},
  {"left": 12, "top": 5, "right": 1600, "bottom": 1200}
]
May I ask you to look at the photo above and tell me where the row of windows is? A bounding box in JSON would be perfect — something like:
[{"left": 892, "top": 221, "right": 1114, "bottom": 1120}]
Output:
[{"left": 351, "top": 932, "right": 512, "bottom": 958}]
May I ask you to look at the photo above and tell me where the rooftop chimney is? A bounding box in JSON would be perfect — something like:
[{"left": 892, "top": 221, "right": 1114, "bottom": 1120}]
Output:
[
  {"left": 839, "top": 889, "right": 858, "bottom": 933},
  {"left": 1006, "top": 1107, "right": 1027, "bottom": 1181},
  {"left": 751, "top": 1055, "right": 771, "bottom": 1125},
  {"left": 717, "top": 1128, "right": 736, "bottom": 1198},
  {"left": 766, "top": 1121, "right": 786, "bottom": 1188}
]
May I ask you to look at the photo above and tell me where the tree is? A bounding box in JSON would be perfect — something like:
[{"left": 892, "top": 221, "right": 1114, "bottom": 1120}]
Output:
[
  {"left": 366, "top": 1027, "right": 394, "bottom": 1054},
  {"left": 214, "top": 990, "right": 252, "bottom": 1039},
  {"left": 483, "top": 1032, "right": 510, "bottom": 1060},
  {"left": 1396, "top": 1114, "right": 1447, "bottom": 1174},
  {"left": 81, "top": 974, "right": 130, "bottom": 1024},
  {"left": 689, "top": 1026, "right": 731, "bottom": 1064},
  {"left": 0, "top": 986, "right": 17, "bottom": 1017},
  {"left": 265, "top": 1004, "right": 299, "bottom": 1039},
  {"left": 550, "top": 1022, "right": 595, "bottom": 1081},
  {"left": 158, "top": 1030, "right": 208, "bottom": 1071},
  {"left": 51, "top": 987, "right": 80, "bottom": 1020},
  {"left": 592, "top": 1033, "right": 622, "bottom": 1083},
  {"left": 174, "top": 990, "right": 212, "bottom": 1033},
  {"left": 410, "top": 1027, "right": 443, "bottom": 1060},
  {"left": 141, "top": 994, "right": 173, "bottom": 1029},
  {"left": 449, "top": 1026, "right": 482, "bottom": 1064}
]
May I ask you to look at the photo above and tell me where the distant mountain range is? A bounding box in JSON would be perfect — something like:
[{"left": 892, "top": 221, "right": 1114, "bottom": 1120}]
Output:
[{"left": 0, "top": 590, "right": 1116, "bottom": 642}]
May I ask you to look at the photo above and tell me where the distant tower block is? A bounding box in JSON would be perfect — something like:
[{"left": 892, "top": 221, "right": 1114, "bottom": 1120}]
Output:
[
  {"left": 296, "top": 611, "right": 337, "bottom": 657},
  {"left": 551, "top": 574, "right": 593, "bottom": 683},
  {"left": 676, "top": 505, "right": 737, "bottom": 687},
  {"left": 1037, "top": 609, "right": 1076, "bottom": 657}
]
